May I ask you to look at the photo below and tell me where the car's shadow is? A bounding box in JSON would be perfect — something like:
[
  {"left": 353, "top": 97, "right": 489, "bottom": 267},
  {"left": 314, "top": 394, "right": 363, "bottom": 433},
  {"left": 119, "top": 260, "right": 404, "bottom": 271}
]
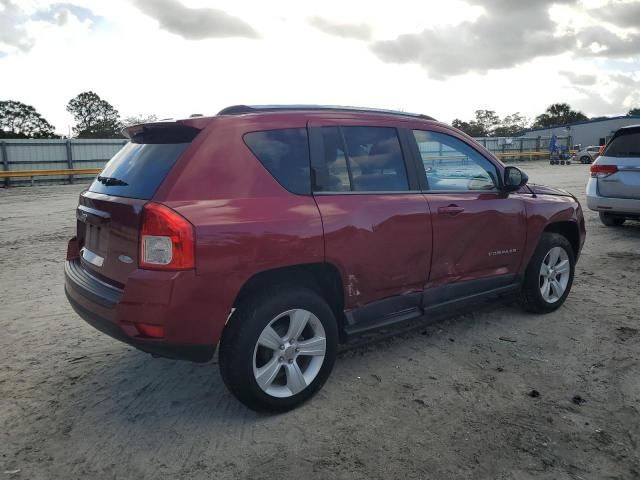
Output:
[{"left": 57, "top": 297, "right": 512, "bottom": 444}]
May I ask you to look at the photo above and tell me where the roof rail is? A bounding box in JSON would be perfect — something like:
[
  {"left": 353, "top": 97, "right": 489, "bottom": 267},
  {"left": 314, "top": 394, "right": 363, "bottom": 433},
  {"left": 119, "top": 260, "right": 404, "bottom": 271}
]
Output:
[{"left": 217, "top": 104, "right": 435, "bottom": 121}]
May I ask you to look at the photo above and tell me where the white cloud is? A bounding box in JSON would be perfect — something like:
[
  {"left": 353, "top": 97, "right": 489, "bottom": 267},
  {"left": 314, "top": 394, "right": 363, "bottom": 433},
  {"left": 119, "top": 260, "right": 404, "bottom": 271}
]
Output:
[
  {"left": 131, "top": 0, "right": 258, "bottom": 39},
  {"left": 1, "top": 0, "right": 639, "bottom": 134}
]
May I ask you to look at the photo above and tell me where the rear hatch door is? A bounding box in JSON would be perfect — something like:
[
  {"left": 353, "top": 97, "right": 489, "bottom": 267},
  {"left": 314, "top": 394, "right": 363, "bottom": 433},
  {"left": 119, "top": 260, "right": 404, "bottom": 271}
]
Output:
[
  {"left": 597, "top": 127, "right": 640, "bottom": 200},
  {"left": 77, "top": 123, "right": 200, "bottom": 286}
]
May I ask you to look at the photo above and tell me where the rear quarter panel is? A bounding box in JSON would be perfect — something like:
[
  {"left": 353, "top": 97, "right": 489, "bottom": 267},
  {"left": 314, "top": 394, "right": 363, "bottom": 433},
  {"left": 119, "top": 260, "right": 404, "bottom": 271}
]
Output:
[{"left": 154, "top": 116, "right": 324, "bottom": 343}]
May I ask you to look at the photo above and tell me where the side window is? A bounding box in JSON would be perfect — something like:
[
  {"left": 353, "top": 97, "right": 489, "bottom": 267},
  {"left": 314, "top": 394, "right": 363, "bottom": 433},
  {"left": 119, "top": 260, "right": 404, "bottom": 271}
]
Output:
[
  {"left": 314, "top": 126, "right": 409, "bottom": 192},
  {"left": 244, "top": 128, "right": 310, "bottom": 194},
  {"left": 413, "top": 130, "right": 498, "bottom": 192},
  {"left": 317, "top": 127, "right": 351, "bottom": 192}
]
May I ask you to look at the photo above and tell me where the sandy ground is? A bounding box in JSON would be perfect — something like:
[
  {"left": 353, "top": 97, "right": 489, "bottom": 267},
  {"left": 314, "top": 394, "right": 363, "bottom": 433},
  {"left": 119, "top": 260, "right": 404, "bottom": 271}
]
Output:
[{"left": 1, "top": 161, "right": 639, "bottom": 480}]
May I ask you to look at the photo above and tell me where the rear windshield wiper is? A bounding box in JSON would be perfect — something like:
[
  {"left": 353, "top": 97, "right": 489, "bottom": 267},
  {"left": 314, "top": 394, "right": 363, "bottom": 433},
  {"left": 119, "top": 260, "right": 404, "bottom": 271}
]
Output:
[{"left": 97, "top": 175, "right": 128, "bottom": 186}]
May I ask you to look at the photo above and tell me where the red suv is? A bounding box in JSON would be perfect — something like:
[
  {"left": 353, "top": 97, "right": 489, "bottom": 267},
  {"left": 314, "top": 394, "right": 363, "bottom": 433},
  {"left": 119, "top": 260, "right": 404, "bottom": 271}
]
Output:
[{"left": 65, "top": 105, "right": 586, "bottom": 411}]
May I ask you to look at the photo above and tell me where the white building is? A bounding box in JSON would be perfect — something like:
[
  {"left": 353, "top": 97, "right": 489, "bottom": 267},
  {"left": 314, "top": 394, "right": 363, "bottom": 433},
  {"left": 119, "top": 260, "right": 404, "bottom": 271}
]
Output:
[{"left": 520, "top": 115, "right": 640, "bottom": 148}]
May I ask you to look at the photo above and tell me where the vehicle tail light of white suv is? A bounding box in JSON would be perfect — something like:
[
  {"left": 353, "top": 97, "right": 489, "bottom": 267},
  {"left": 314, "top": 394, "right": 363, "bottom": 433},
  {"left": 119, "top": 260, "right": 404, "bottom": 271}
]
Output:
[{"left": 590, "top": 164, "right": 618, "bottom": 178}]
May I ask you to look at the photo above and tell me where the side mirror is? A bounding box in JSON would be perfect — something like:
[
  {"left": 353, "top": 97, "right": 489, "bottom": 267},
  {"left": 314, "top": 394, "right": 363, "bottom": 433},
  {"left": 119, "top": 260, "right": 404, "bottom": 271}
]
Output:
[{"left": 503, "top": 166, "right": 528, "bottom": 192}]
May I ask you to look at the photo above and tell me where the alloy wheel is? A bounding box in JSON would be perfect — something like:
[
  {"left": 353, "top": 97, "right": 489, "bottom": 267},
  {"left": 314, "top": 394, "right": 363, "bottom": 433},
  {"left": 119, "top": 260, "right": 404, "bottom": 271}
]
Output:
[
  {"left": 252, "top": 309, "right": 327, "bottom": 398},
  {"left": 539, "top": 246, "right": 570, "bottom": 303}
]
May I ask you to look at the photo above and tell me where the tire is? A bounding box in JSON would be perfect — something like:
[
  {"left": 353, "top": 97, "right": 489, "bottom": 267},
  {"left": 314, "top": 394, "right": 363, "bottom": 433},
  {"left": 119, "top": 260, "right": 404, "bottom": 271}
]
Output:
[
  {"left": 520, "top": 233, "right": 575, "bottom": 314},
  {"left": 580, "top": 156, "right": 590, "bottom": 164},
  {"left": 560, "top": 160, "right": 566, "bottom": 165},
  {"left": 219, "top": 287, "right": 338, "bottom": 412},
  {"left": 599, "top": 212, "right": 626, "bottom": 227}
]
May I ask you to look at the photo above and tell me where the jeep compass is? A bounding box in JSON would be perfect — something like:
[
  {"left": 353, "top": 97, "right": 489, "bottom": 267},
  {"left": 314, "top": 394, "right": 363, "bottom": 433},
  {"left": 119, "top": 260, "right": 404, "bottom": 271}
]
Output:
[{"left": 65, "top": 105, "right": 586, "bottom": 411}]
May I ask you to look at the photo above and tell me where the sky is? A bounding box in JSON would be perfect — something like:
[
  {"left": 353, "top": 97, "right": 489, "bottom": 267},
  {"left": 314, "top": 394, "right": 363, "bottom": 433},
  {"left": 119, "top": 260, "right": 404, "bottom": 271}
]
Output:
[{"left": 1, "top": 0, "right": 639, "bottom": 134}]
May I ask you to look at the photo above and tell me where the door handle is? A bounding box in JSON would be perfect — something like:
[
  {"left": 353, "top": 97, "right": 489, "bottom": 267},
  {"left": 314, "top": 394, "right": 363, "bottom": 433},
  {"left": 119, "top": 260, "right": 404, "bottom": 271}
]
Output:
[{"left": 438, "top": 204, "right": 465, "bottom": 215}]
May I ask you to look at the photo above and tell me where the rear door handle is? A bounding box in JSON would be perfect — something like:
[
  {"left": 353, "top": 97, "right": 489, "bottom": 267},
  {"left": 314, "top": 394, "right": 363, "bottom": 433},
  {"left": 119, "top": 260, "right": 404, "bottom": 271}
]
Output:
[{"left": 438, "top": 204, "right": 465, "bottom": 216}]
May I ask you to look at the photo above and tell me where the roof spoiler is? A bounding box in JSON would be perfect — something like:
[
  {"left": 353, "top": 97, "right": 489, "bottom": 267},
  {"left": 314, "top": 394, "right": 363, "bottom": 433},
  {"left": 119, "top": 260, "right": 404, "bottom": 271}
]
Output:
[{"left": 123, "top": 122, "right": 202, "bottom": 144}]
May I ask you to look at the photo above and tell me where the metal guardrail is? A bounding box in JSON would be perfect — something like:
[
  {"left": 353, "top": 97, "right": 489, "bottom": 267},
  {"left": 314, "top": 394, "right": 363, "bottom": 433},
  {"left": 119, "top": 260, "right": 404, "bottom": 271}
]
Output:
[
  {"left": 496, "top": 151, "right": 549, "bottom": 158},
  {"left": 0, "top": 168, "right": 102, "bottom": 185}
]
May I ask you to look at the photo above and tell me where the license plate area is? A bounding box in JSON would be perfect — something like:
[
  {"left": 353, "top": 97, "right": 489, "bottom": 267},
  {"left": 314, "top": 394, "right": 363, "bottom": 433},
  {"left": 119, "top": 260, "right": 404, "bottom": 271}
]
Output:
[
  {"left": 77, "top": 205, "right": 110, "bottom": 268},
  {"left": 84, "top": 222, "right": 108, "bottom": 254}
]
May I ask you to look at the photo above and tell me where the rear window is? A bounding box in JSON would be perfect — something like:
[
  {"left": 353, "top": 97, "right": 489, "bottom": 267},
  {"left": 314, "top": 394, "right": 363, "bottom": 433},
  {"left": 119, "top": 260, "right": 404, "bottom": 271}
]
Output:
[
  {"left": 604, "top": 129, "right": 640, "bottom": 157},
  {"left": 88, "top": 142, "right": 191, "bottom": 199},
  {"left": 243, "top": 128, "right": 311, "bottom": 195}
]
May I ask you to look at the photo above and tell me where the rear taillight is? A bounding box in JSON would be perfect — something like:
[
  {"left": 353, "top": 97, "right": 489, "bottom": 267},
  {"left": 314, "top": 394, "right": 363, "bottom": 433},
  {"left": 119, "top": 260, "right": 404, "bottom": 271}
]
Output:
[
  {"left": 590, "top": 164, "right": 618, "bottom": 178},
  {"left": 140, "top": 202, "right": 194, "bottom": 270}
]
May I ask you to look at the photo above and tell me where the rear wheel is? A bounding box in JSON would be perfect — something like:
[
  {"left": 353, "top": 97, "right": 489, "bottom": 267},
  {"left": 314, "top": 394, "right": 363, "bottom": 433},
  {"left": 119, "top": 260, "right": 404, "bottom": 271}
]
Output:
[
  {"left": 219, "top": 287, "right": 338, "bottom": 412},
  {"left": 599, "top": 212, "right": 626, "bottom": 227},
  {"left": 521, "top": 233, "right": 575, "bottom": 313}
]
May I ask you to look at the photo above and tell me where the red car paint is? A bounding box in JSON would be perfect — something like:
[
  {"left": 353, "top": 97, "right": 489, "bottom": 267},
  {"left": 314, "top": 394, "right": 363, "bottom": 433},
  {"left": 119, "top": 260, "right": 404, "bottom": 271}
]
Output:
[{"left": 65, "top": 108, "right": 585, "bottom": 362}]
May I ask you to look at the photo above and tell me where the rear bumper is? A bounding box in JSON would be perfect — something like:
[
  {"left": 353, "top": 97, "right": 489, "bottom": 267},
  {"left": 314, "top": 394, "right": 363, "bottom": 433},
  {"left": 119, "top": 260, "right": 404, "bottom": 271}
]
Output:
[
  {"left": 586, "top": 179, "right": 640, "bottom": 215},
  {"left": 64, "top": 259, "right": 216, "bottom": 362}
]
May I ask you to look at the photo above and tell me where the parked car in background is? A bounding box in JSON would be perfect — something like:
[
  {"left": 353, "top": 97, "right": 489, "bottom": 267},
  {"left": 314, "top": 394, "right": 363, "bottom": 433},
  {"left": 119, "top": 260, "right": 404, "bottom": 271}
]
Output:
[
  {"left": 573, "top": 146, "right": 601, "bottom": 164},
  {"left": 587, "top": 125, "right": 640, "bottom": 226},
  {"left": 64, "top": 105, "right": 586, "bottom": 411}
]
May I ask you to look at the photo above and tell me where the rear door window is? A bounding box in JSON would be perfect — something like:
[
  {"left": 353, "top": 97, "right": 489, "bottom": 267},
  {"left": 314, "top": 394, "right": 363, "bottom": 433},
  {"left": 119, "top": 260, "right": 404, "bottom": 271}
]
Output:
[
  {"left": 313, "top": 126, "right": 409, "bottom": 192},
  {"left": 604, "top": 130, "right": 640, "bottom": 157},
  {"left": 89, "top": 142, "right": 192, "bottom": 199},
  {"left": 244, "top": 128, "right": 311, "bottom": 194}
]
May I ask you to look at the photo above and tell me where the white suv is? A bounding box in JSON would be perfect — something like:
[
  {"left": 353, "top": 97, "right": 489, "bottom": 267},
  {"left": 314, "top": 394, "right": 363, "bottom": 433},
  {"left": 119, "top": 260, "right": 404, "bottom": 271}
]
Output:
[{"left": 586, "top": 125, "right": 640, "bottom": 226}]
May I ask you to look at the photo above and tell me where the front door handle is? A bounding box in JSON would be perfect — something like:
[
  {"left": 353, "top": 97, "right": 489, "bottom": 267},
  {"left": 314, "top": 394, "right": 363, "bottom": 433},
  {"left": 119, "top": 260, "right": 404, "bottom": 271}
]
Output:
[{"left": 438, "top": 204, "right": 465, "bottom": 216}]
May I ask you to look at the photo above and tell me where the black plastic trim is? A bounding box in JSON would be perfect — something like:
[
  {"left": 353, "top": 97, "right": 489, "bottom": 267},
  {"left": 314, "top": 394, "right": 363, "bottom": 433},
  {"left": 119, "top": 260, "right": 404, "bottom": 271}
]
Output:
[
  {"left": 343, "top": 275, "right": 521, "bottom": 338},
  {"left": 345, "top": 291, "right": 422, "bottom": 327},
  {"left": 422, "top": 274, "right": 518, "bottom": 307},
  {"left": 65, "top": 259, "right": 122, "bottom": 307}
]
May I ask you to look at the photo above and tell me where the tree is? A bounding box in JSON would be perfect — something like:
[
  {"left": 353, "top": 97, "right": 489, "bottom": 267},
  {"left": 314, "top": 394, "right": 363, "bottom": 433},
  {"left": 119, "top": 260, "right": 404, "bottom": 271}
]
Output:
[
  {"left": 452, "top": 110, "right": 500, "bottom": 137},
  {"left": 122, "top": 114, "right": 159, "bottom": 127},
  {"left": 532, "top": 103, "right": 588, "bottom": 128},
  {"left": 451, "top": 119, "right": 486, "bottom": 137},
  {"left": 66, "top": 91, "right": 123, "bottom": 138},
  {"left": 0, "top": 100, "right": 57, "bottom": 138},
  {"left": 493, "top": 112, "right": 529, "bottom": 137},
  {"left": 452, "top": 110, "right": 527, "bottom": 137},
  {"left": 628, "top": 108, "right": 640, "bottom": 116},
  {"left": 474, "top": 110, "right": 501, "bottom": 136}
]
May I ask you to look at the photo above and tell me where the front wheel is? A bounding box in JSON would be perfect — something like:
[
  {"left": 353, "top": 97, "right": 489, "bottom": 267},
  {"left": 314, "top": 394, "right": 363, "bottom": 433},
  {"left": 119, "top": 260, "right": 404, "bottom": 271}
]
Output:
[
  {"left": 219, "top": 287, "right": 338, "bottom": 412},
  {"left": 521, "top": 233, "right": 575, "bottom": 313},
  {"left": 580, "top": 156, "right": 590, "bottom": 164}
]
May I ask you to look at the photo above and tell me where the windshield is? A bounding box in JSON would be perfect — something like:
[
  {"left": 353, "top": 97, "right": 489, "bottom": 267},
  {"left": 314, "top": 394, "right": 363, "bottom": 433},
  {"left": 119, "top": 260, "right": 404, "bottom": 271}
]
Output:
[
  {"left": 88, "top": 142, "right": 191, "bottom": 199},
  {"left": 604, "top": 130, "right": 640, "bottom": 158}
]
